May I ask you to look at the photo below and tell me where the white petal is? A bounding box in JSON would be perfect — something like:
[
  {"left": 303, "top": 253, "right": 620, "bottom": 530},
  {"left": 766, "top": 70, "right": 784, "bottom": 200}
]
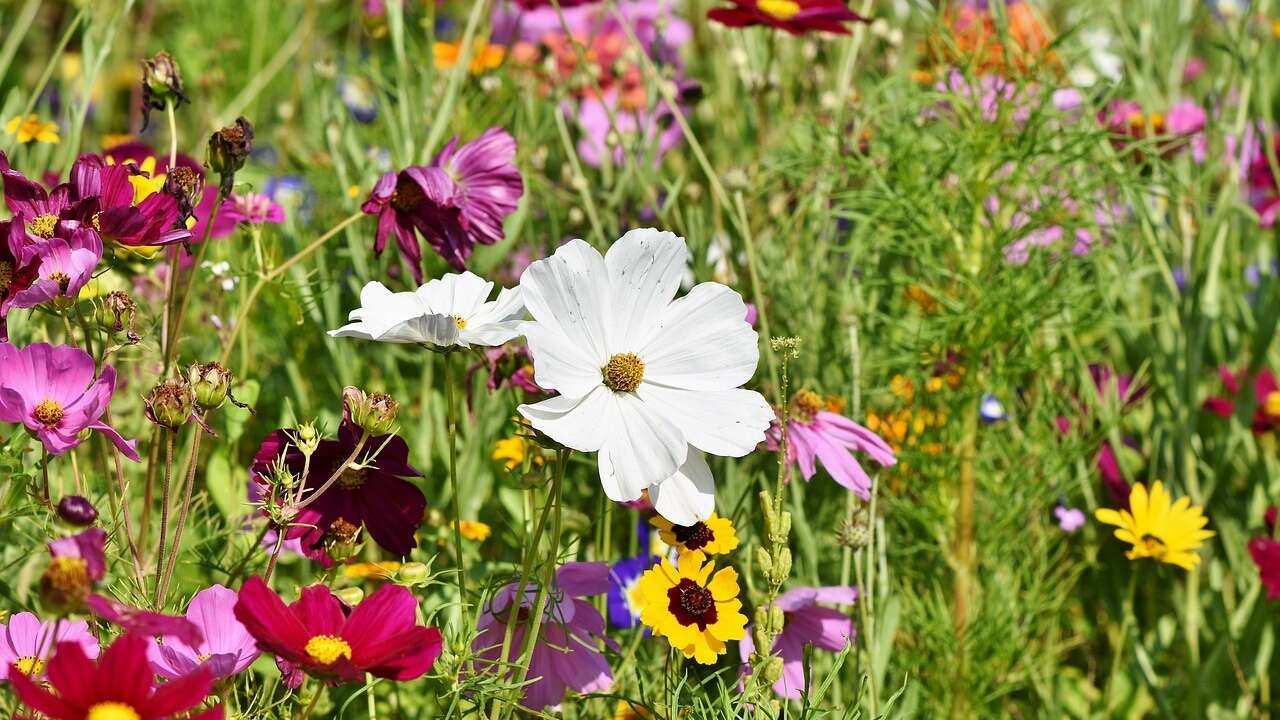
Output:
[
  {"left": 604, "top": 228, "right": 687, "bottom": 349},
  {"left": 649, "top": 449, "right": 715, "bottom": 525},
  {"left": 635, "top": 384, "right": 773, "bottom": 457},
  {"left": 328, "top": 281, "right": 443, "bottom": 344},
  {"left": 460, "top": 286, "right": 525, "bottom": 346},
  {"left": 520, "top": 321, "right": 603, "bottom": 397},
  {"left": 518, "top": 386, "right": 614, "bottom": 452},
  {"left": 597, "top": 392, "right": 687, "bottom": 503},
  {"left": 417, "top": 271, "right": 494, "bottom": 317},
  {"left": 640, "top": 283, "right": 759, "bottom": 390},
  {"left": 519, "top": 239, "right": 611, "bottom": 366}
]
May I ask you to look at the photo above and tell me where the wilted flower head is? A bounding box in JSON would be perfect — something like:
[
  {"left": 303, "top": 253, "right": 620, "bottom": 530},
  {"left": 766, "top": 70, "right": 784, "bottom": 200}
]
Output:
[
  {"left": 206, "top": 116, "right": 254, "bottom": 199},
  {"left": 342, "top": 386, "right": 399, "bottom": 436},
  {"left": 140, "top": 51, "right": 189, "bottom": 129},
  {"left": 164, "top": 165, "right": 204, "bottom": 226},
  {"left": 145, "top": 378, "right": 196, "bottom": 430}
]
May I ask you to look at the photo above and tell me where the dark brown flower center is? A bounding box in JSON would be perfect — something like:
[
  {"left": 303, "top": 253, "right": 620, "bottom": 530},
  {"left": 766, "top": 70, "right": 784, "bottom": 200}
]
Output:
[
  {"left": 672, "top": 521, "right": 715, "bottom": 551},
  {"left": 0, "top": 259, "right": 12, "bottom": 291},
  {"left": 29, "top": 214, "right": 58, "bottom": 238},
  {"left": 337, "top": 467, "right": 367, "bottom": 489},
  {"left": 667, "top": 578, "right": 717, "bottom": 629},
  {"left": 33, "top": 399, "right": 64, "bottom": 427},
  {"left": 48, "top": 271, "right": 71, "bottom": 291},
  {"left": 329, "top": 517, "right": 360, "bottom": 544},
  {"left": 390, "top": 179, "right": 424, "bottom": 212}
]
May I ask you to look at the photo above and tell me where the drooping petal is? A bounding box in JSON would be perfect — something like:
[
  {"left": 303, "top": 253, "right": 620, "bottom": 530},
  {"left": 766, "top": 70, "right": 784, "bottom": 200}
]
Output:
[{"left": 647, "top": 449, "right": 716, "bottom": 525}]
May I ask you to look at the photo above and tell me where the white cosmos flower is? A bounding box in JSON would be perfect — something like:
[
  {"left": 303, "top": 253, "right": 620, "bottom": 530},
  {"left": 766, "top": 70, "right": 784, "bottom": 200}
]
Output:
[
  {"left": 517, "top": 228, "right": 774, "bottom": 525},
  {"left": 329, "top": 271, "right": 524, "bottom": 348}
]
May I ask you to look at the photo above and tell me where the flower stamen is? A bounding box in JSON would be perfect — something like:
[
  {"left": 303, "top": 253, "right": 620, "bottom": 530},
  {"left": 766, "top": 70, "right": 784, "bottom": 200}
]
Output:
[
  {"left": 603, "top": 352, "right": 645, "bottom": 392},
  {"left": 33, "top": 399, "right": 64, "bottom": 427},
  {"left": 667, "top": 578, "right": 718, "bottom": 629},
  {"left": 14, "top": 656, "right": 44, "bottom": 677},
  {"left": 758, "top": 0, "right": 801, "bottom": 19},
  {"left": 28, "top": 214, "right": 58, "bottom": 239},
  {"left": 305, "top": 634, "right": 353, "bottom": 665},
  {"left": 86, "top": 701, "right": 141, "bottom": 720}
]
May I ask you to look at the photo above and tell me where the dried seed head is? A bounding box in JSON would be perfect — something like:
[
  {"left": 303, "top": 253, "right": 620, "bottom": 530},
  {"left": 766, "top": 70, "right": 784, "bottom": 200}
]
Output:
[
  {"left": 140, "top": 51, "right": 189, "bottom": 130},
  {"left": 207, "top": 116, "right": 254, "bottom": 198},
  {"left": 342, "top": 386, "right": 398, "bottom": 436},
  {"left": 145, "top": 378, "right": 195, "bottom": 430}
]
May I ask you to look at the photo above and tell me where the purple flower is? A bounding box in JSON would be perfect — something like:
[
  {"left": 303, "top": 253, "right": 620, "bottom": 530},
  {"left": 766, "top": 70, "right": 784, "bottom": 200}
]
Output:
[
  {"left": 0, "top": 343, "right": 140, "bottom": 460},
  {"left": 775, "top": 391, "right": 896, "bottom": 498},
  {"left": 149, "top": 584, "right": 260, "bottom": 679},
  {"left": 363, "top": 128, "right": 523, "bottom": 278},
  {"left": 0, "top": 612, "right": 99, "bottom": 681},
  {"left": 473, "top": 562, "right": 614, "bottom": 709},
  {"left": 0, "top": 152, "right": 92, "bottom": 244},
  {"left": 1054, "top": 505, "right": 1086, "bottom": 532},
  {"left": 9, "top": 228, "right": 101, "bottom": 309},
  {"left": 607, "top": 553, "right": 656, "bottom": 629},
  {"left": 571, "top": 86, "right": 696, "bottom": 169},
  {"left": 70, "top": 154, "right": 189, "bottom": 248},
  {"left": 0, "top": 220, "right": 41, "bottom": 341},
  {"left": 198, "top": 192, "right": 286, "bottom": 240},
  {"left": 739, "top": 586, "right": 857, "bottom": 700}
]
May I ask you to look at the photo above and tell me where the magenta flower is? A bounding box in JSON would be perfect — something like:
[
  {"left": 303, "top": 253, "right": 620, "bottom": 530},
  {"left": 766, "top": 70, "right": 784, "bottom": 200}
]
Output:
[
  {"left": 194, "top": 192, "right": 285, "bottom": 240},
  {"left": 738, "top": 586, "right": 856, "bottom": 700},
  {"left": 1248, "top": 135, "right": 1280, "bottom": 227},
  {"left": 1203, "top": 365, "right": 1280, "bottom": 435},
  {"left": 249, "top": 409, "right": 425, "bottom": 566},
  {"left": 48, "top": 527, "right": 108, "bottom": 583},
  {"left": 571, "top": 85, "right": 697, "bottom": 169},
  {"left": 9, "top": 228, "right": 101, "bottom": 309},
  {"left": 472, "top": 562, "right": 614, "bottom": 709},
  {"left": 708, "top": 0, "right": 867, "bottom": 35},
  {"left": 70, "top": 154, "right": 189, "bottom": 248},
  {"left": 234, "top": 576, "right": 442, "bottom": 688},
  {"left": 1055, "top": 365, "right": 1145, "bottom": 506},
  {"left": 0, "top": 612, "right": 99, "bottom": 681},
  {"left": 85, "top": 595, "right": 204, "bottom": 650},
  {"left": 363, "top": 128, "right": 523, "bottom": 278},
  {"left": 1249, "top": 537, "right": 1280, "bottom": 600},
  {"left": 149, "top": 584, "right": 260, "bottom": 679},
  {"left": 0, "top": 342, "right": 140, "bottom": 460},
  {"left": 0, "top": 220, "right": 41, "bottom": 341},
  {"left": 0, "top": 152, "right": 93, "bottom": 245},
  {"left": 774, "top": 391, "right": 895, "bottom": 498}
]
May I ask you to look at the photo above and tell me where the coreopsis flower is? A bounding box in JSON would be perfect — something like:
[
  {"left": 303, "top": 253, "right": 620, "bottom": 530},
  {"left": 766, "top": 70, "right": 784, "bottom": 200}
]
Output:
[
  {"left": 776, "top": 389, "right": 896, "bottom": 499},
  {"left": 149, "top": 585, "right": 260, "bottom": 679},
  {"left": 1095, "top": 481, "right": 1214, "bottom": 570},
  {"left": 517, "top": 230, "right": 774, "bottom": 525},
  {"left": 8, "top": 228, "right": 102, "bottom": 309},
  {"left": 634, "top": 551, "right": 747, "bottom": 663},
  {"left": 1204, "top": 365, "right": 1280, "bottom": 435},
  {"left": 70, "top": 154, "right": 190, "bottom": 248},
  {"left": 492, "top": 435, "right": 543, "bottom": 471},
  {"left": 362, "top": 128, "right": 523, "bottom": 277},
  {"left": 234, "top": 576, "right": 442, "bottom": 688},
  {"left": 707, "top": 0, "right": 868, "bottom": 35},
  {"left": 472, "top": 562, "right": 614, "bottom": 709},
  {"left": 329, "top": 271, "right": 523, "bottom": 348},
  {"left": 738, "top": 586, "right": 856, "bottom": 699},
  {"left": 4, "top": 114, "right": 59, "bottom": 144},
  {"left": 343, "top": 561, "right": 400, "bottom": 581},
  {"left": 433, "top": 38, "right": 506, "bottom": 73},
  {"left": 12, "top": 635, "right": 221, "bottom": 720},
  {"left": 650, "top": 512, "right": 738, "bottom": 557},
  {"left": 249, "top": 407, "right": 425, "bottom": 566},
  {"left": 0, "top": 612, "right": 98, "bottom": 681},
  {"left": 0, "top": 342, "right": 140, "bottom": 460},
  {"left": 1248, "top": 537, "right": 1280, "bottom": 600},
  {"left": 454, "top": 520, "right": 492, "bottom": 542}
]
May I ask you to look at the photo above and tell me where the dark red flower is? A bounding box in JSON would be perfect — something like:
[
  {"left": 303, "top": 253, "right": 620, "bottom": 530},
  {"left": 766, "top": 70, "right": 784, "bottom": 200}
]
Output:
[
  {"left": 1249, "top": 537, "right": 1280, "bottom": 600},
  {"left": 1203, "top": 365, "right": 1280, "bottom": 435},
  {"left": 233, "top": 576, "right": 442, "bottom": 687},
  {"left": 10, "top": 633, "right": 221, "bottom": 720},
  {"left": 250, "top": 413, "right": 426, "bottom": 566},
  {"left": 70, "top": 154, "right": 189, "bottom": 248},
  {"left": 707, "top": 0, "right": 867, "bottom": 35}
]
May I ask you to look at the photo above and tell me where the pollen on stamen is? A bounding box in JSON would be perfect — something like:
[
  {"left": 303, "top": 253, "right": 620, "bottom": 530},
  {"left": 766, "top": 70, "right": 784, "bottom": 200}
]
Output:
[
  {"left": 603, "top": 352, "right": 645, "bottom": 393},
  {"left": 453, "top": 314, "right": 467, "bottom": 330},
  {"left": 29, "top": 214, "right": 58, "bottom": 239},
  {"left": 33, "top": 399, "right": 65, "bottom": 427}
]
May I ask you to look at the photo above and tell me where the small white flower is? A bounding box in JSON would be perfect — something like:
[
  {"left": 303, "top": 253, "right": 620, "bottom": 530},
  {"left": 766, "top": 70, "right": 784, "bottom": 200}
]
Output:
[
  {"left": 329, "top": 271, "right": 524, "bottom": 348},
  {"left": 517, "top": 229, "right": 774, "bottom": 525}
]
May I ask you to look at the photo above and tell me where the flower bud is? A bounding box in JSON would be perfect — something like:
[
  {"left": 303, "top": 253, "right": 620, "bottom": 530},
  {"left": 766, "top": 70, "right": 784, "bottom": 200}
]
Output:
[
  {"left": 342, "top": 387, "right": 398, "bottom": 436},
  {"left": 295, "top": 421, "right": 321, "bottom": 456},
  {"left": 767, "top": 604, "right": 786, "bottom": 635},
  {"left": 760, "top": 656, "right": 785, "bottom": 686},
  {"left": 56, "top": 496, "right": 98, "bottom": 527},
  {"left": 39, "top": 557, "right": 92, "bottom": 614},
  {"left": 207, "top": 117, "right": 254, "bottom": 199},
  {"left": 772, "top": 547, "right": 792, "bottom": 585},
  {"left": 185, "top": 361, "right": 232, "bottom": 410},
  {"left": 95, "top": 291, "right": 140, "bottom": 343},
  {"left": 755, "top": 546, "right": 773, "bottom": 576},
  {"left": 140, "top": 51, "right": 189, "bottom": 130},
  {"left": 144, "top": 378, "right": 195, "bottom": 430},
  {"left": 270, "top": 461, "right": 296, "bottom": 490},
  {"left": 398, "top": 562, "right": 430, "bottom": 582},
  {"left": 335, "top": 586, "right": 365, "bottom": 607}
]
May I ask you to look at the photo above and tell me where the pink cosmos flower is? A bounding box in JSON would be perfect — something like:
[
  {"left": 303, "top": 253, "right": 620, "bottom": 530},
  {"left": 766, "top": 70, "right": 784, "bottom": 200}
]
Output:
[
  {"left": 472, "top": 562, "right": 614, "bottom": 709},
  {"left": 195, "top": 192, "right": 286, "bottom": 240},
  {"left": 363, "top": 128, "right": 523, "bottom": 278},
  {"left": 0, "top": 342, "right": 140, "bottom": 460},
  {"left": 738, "top": 586, "right": 856, "bottom": 700},
  {"left": 9, "top": 228, "right": 102, "bottom": 309},
  {"left": 0, "top": 612, "right": 99, "bottom": 681},
  {"left": 0, "top": 152, "right": 94, "bottom": 245},
  {"left": 69, "top": 154, "right": 189, "bottom": 247},
  {"left": 774, "top": 391, "right": 896, "bottom": 498},
  {"left": 48, "top": 527, "right": 108, "bottom": 584},
  {"left": 0, "top": 220, "right": 41, "bottom": 341},
  {"left": 149, "top": 584, "right": 260, "bottom": 679},
  {"left": 1054, "top": 505, "right": 1086, "bottom": 532}
]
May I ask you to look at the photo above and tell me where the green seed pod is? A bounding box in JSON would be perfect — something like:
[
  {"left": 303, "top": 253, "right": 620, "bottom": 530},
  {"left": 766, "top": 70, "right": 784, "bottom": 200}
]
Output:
[{"left": 343, "top": 386, "right": 398, "bottom": 436}]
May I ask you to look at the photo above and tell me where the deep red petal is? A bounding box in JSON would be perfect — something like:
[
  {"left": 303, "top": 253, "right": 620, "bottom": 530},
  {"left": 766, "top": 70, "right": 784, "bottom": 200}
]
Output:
[
  {"left": 363, "top": 627, "right": 442, "bottom": 681},
  {"left": 140, "top": 668, "right": 214, "bottom": 716},
  {"left": 11, "top": 663, "right": 81, "bottom": 718},
  {"left": 293, "top": 584, "right": 347, "bottom": 636},
  {"left": 44, "top": 640, "right": 100, "bottom": 709},
  {"left": 234, "top": 576, "right": 314, "bottom": 662},
  {"left": 342, "top": 583, "right": 418, "bottom": 661}
]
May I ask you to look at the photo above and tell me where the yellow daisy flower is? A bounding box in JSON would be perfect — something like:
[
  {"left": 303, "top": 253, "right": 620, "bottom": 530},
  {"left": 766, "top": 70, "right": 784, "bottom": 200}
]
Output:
[
  {"left": 1095, "top": 481, "right": 1214, "bottom": 570},
  {"left": 454, "top": 520, "right": 492, "bottom": 542},
  {"left": 650, "top": 513, "right": 738, "bottom": 557},
  {"left": 5, "top": 114, "right": 59, "bottom": 144},
  {"left": 492, "top": 435, "right": 542, "bottom": 471},
  {"left": 635, "top": 551, "right": 747, "bottom": 664}
]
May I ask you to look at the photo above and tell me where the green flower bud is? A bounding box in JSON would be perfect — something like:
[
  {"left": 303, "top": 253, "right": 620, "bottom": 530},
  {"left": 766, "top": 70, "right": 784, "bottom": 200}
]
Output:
[
  {"left": 755, "top": 546, "right": 773, "bottom": 577},
  {"left": 95, "top": 291, "right": 140, "bottom": 343},
  {"left": 144, "top": 379, "right": 195, "bottom": 430},
  {"left": 761, "top": 656, "right": 785, "bottom": 686},
  {"left": 140, "top": 51, "right": 189, "bottom": 130},
  {"left": 768, "top": 604, "right": 786, "bottom": 635},
  {"left": 335, "top": 586, "right": 365, "bottom": 606},
  {"left": 185, "top": 361, "right": 232, "bottom": 410},
  {"left": 399, "top": 562, "right": 430, "bottom": 582},
  {"left": 295, "top": 421, "right": 321, "bottom": 456},
  {"left": 343, "top": 386, "right": 398, "bottom": 436}
]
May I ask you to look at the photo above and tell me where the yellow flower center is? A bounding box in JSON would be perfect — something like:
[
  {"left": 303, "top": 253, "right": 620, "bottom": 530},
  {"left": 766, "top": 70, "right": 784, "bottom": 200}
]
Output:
[
  {"left": 14, "top": 656, "right": 44, "bottom": 676},
  {"left": 337, "top": 467, "right": 367, "bottom": 489},
  {"left": 33, "top": 399, "right": 65, "bottom": 427},
  {"left": 86, "top": 702, "right": 141, "bottom": 720},
  {"left": 603, "top": 353, "right": 645, "bottom": 392},
  {"left": 758, "top": 0, "right": 801, "bottom": 19},
  {"left": 197, "top": 652, "right": 212, "bottom": 663},
  {"left": 45, "top": 556, "right": 89, "bottom": 590},
  {"left": 305, "top": 634, "right": 352, "bottom": 665},
  {"left": 1265, "top": 391, "right": 1280, "bottom": 419},
  {"left": 1137, "top": 533, "right": 1168, "bottom": 561},
  {"left": 0, "top": 259, "right": 13, "bottom": 291},
  {"left": 791, "top": 389, "right": 825, "bottom": 423},
  {"left": 29, "top": 214, "right": 59, "bottom": 239},
  {"left": 48, "top": 270, "right": 71, "bottom": 289},
  {"left": 453, "top": 314, "right": 467, "bottom": 330}
]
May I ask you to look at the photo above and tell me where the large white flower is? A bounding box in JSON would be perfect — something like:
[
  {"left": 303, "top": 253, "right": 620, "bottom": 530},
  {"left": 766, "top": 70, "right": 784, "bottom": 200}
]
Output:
[
  {"left": 517, "top": 229, "right": 773, "bottom": 525},
  {"left": 330, "top": 271, "right": 524, "bottom": 348}
]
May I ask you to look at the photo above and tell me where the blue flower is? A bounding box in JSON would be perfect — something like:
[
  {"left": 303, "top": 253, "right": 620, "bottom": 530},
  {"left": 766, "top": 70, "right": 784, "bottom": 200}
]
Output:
[{"left": 979, "top": 393, "right": 1007, "bottom": 423}]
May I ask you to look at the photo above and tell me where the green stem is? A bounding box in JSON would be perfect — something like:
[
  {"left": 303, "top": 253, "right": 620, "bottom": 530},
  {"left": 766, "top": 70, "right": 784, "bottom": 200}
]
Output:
[
  {"left": 443, "top": 352, "right": 468, "bottom": 606},
  {"left": 158, "top": 418, "right": 205, "bottom": 603},
  {"left": 153, "top": 431, "right": 177, "bottom": 608}
]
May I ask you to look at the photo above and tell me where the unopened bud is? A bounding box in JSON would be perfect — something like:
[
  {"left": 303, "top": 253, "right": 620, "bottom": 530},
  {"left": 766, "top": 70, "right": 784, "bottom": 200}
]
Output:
[
  {"left": 755, "top": 546, "right": 773, "bottom": 576},
  {"left": 296, "top": 421, "right": 321, "bottom": 455},
  {"left": 56, "top": 495, "right": 98, "bottom": 527},
  {"left": 96, "top": 291, "right": 140, "bottom": 343},
  {"left": 343, "top": 386, "right": 398, "bottom": 436},
  {"left": 761, "top": 656, "right": 785, "bottom": 686},
  {"left": 144, "top": 378, "right": 195, "bottom": 430},
  {"left": 335, "top": 586, "right": 365, "bottom": 606},
  {"left": 325, "top": 518, "right": 362, "bottom": 562},
  {"left": 140, "top": 51, "right": 188, "bottom": 130},
  {"left": 399, "top": 562, "right": 429, "bottom": 582},
  {"left": 768, "top": 604, "right": 786, "bottom": 635},
  {"left": 185, "top": 361, "right": 232, "bottom": 410},
  {"left": 207, "top": 117, "right": 254, "bottom": 199},
  {"left": 773, "top": 548, "right": 792, "bottom": 585}
]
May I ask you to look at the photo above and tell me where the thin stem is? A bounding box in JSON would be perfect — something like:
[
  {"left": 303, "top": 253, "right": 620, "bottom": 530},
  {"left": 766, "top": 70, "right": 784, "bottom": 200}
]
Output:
[
  {"left": 264, "top": 528, "right": 287, "bottom": 585},
  {"left": 158, "top": 417, "right": 206, "bottom": 602},
  {"left": 39, "top": 447, "right": 51, "bottom": 506},
  {"left": 153, "top": 431, "right": 178, "bottom": 608},
  {"left": 443, "top": 352, "right": 468, "bottom": 605},
  {"left": 291, "top": 432, "right": 369, "bottom": 512},
  {"left": 166, "top": 194, "right": 225, "bottom": 371},
  {"left": 166, "top": 98, "right": 178, "bottom": 171},
  {"left": 513, "top": 450, "right": 568, "bottom": 692}
]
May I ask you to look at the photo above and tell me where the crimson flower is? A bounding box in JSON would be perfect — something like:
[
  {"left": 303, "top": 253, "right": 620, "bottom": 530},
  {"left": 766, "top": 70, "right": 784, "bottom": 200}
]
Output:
[
  {"left": 10, "top": 633, "right": 222, "bottom": 720},
  {"left": 1250, "top": 536, "right": 1280, "bottom": 601},
  {"left": 233, "top": 576, "right": 442, "bottom": 687},
  {"left": 707, "top": 0, "right": 867, "bottom": 35},
  {"left": 1204, "top": 365, "right": 1280, "bottom": 435},
  {"left": 70, "top": 154, "right": 189, "bottom": 247}
]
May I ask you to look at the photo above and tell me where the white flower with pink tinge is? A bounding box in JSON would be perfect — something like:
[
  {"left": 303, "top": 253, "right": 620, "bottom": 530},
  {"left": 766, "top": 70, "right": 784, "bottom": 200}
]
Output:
[{"left": 516, "top": 229, "right": 773, "bottom": 525}]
